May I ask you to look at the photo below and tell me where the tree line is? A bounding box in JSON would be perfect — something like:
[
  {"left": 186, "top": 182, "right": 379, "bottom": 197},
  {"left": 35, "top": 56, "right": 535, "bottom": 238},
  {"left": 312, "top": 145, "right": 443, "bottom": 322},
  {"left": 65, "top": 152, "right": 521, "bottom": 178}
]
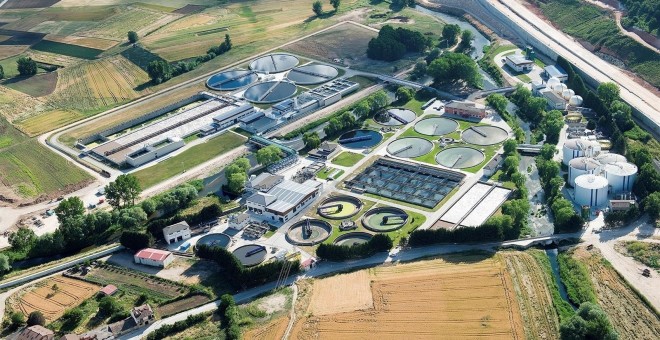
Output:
[
  {"left": 315, "top": 234, "right": 393, "bottom": 261},
  {"left": 367, "top": 25, "right": 431, "bottom": 61}
]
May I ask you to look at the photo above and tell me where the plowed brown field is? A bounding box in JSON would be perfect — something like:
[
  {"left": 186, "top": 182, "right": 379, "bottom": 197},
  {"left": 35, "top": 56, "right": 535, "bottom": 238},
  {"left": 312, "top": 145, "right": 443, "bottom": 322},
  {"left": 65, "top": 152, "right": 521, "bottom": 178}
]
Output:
[
  {"left": 14, "top": 276, "right": 99, "bottom": 322},
  {"left": 572, "top": 247, "right": 660, "bottom": 339},
  {"left": 309, "top": 270, "right": 372, "bottom": 316},
  {"left": 244, "top": 316, "right": 289, "bottom": 340},
  {"left": 290, "top": 254, "right": 525, "bottom": 339}
]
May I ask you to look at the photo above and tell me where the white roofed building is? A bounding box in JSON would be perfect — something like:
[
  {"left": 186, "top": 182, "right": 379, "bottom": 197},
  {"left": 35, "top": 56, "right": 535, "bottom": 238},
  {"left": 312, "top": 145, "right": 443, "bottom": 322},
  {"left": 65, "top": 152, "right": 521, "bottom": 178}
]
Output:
[
  {"left": 162, "top": 221, "right": 191, "bottom": 244},
  {"left": 246, "top": 179, "right": 322, "bottom": 223}
]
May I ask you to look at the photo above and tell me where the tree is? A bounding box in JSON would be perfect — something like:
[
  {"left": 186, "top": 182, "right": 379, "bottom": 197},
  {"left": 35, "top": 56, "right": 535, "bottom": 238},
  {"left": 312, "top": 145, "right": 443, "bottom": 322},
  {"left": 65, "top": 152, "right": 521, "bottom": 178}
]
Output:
[
  {"left": 127, "top": 31, "right": 138, "bottom": 43},
  {"left": 9, "top": 227, "right": 36, "bottom": 251},
  {"left": 330, "top": 0, "right": 340, "bottom": 11},
  {"left": 105, "top": 174, "right": 142, "bottom": 209},
  {"left": 353, "top": 101, "right": 371, "bottom": 119},
  {"left": 312, "top": 0, "right": 323, "bottom": 16},
  {"left": 642, "top": 192, "right": 660, "bottom": 220},
  {"left": 98, "top": 296, "right": 124, "bottom": 317},
  {"left": 17, "top": 57, "right": 37, "bottom": 76},
  {"left": 227, "top": 172, "right": 247, "bottom": 193},
  {"left": 256, "top": 145, "right": 283, "bottom": 166},
  {"left": 302, "top": 132, "right": 321, "bottom": 149},
  {"left": 395, "top": 87, "right": 414, "bottom": 103},
  {"left": 459, "top": 29, "right": 474, "bottom": 50},
  {"left": 441, "top": 24, "right": 461, "bottom": 46},
  {"left": 560, "top": 302, "right": 617, "bottom": 340},
  {"left": 60, "top": 308, "right": 84, "bottom": 331},
  {"left": 219, "top": 294, "right": 236, "bottom": 315},
  {"left": 0, "top": 254, "right": 11, "bottom": 275},
  {"left": 116, "top": 206, "right": 148, "bottom": 230},
  {"left": 0, "top": 65, "right": 4, "bottom": 79},
  {"left": 503, "top": 140, "right": 518, "bottom": 155},
  {"left": 542, "top": 110, "right": 564, "bottom": 144},
  {"left": 427, "top": 52, "right": 481, "bottom": 87},
  {"left": 540, "top": 144, "right": 557, "bottom": 160},
  {"left": 10, "top": 312, "right": 25, "bottom": 329},
  {"left": 55, "top": 196, "right": 85, "bottom": 223},
  {"left": 411, "top": 61, "right": 427, "bottom": 80},
  {"left": 370, "top": 91, "right": 389, "bottom": 112},
  {"left": 26, "top": 311, "right": 46, "bottom": 327},
  {"left": 146, "top": 60, "right": 172, "bottom": 84},
  {"left": 141, "top": 199, "right": 156, "bottom": 216},
  {"left": 597, "top": 82, "right": 620, "bottom": 107}
]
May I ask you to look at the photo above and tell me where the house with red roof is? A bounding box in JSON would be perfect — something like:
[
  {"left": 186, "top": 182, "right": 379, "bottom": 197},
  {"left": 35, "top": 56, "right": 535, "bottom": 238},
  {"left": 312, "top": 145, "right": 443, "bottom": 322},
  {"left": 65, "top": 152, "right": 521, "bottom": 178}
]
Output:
[{"left": 133, "top": 248, "right": 174, "bottom": 268}]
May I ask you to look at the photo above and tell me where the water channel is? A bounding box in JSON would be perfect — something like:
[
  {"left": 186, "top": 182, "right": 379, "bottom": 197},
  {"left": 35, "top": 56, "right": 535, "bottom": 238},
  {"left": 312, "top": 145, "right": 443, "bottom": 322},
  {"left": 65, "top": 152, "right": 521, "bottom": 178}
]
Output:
[{"left": 546, "top": 248, "right": 578, "bottom": 309}]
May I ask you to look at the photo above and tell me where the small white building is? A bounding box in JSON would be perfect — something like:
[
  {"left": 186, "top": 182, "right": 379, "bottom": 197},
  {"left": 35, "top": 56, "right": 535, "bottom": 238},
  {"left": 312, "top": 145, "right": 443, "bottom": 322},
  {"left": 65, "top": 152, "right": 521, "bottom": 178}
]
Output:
[
  {"left": 162, "top": 221, "right": 191, "bottom": 244},
  {"left": 539, "top": 88, "right": 566, "bottom": 110},
  {"left": 544, "top": 65, "right": 568, "bottom": 82},
  {"left": 505, "top": 55, "right": 534, "bottom": 73},
  {"left": 228, "top": 213, "right": 251, "bottom": 230},
  {"left": 246, "top": 179, "right": 322, "bottom": 223},
  {"left": 134, "top": 248, "right": 174, "bottom": 268}
]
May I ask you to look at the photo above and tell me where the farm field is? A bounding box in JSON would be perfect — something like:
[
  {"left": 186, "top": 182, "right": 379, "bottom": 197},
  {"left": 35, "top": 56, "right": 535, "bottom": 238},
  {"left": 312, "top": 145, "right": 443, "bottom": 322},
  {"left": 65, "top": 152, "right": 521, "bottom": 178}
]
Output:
[
  {"left": 571, "top": 246, "right": 660, "bottom": 339},
  {"left": 31, "top": 40, "right": 103, "bottom": 59},
  {"left": 10, "top": 276, "right": 99, "bottom": 323},
  {"left": 84, "top": 5, "right": 181, "bottom": 40},
  {"left": 290, "top": 253, "right": 525, "bottom": 339},
  {"left": 41, "top": 34, "right": 119, "bottom": 50},
  {"left": 131, "top": 131, "right": 247, "bottom": 189},
  {"left": 14, "top": 55, "right": 152, "bottom": 136}
]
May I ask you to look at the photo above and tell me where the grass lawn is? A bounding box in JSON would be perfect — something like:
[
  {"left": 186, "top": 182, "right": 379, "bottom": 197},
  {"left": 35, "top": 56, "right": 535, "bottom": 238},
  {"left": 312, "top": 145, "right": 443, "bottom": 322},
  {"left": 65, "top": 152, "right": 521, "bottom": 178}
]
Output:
[
  {"left": 132, "top": 131, "right": 246, "bottom": 188},
  {"left": 517, "top": 73, "right": 532, "bottom": 82},
  {"left": 317, "top": 167, "right": 344, "bottom": 180},
  {"left": 491, "top": 169, "right": 516, "bottom": 189},
  {"left": 331, "top": 151, "right": 365, "bottom": 167}
]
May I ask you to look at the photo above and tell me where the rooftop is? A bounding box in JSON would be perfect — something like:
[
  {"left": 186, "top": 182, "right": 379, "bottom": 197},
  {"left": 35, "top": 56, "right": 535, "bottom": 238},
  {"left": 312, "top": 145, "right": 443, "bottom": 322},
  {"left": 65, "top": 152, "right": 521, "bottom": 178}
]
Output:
[
  {"left": 248, "top": 179, "right": 321, "bottom": 214},
  {"left": 506, "top": 55, "right": 533, "bottom": 65},
  {"left": 544, "top": 64, "right": 567, "bottom": 77},
  {"left": 445, "top": 100, "right": 486, "bottom": 110},
  {"left": 100, "top": 284, "right": 118, "bottom": 296},
  {"left": 134, "top": 248, "right": 172, "bottom": 262},
  {"left": 163, "top": 221, "right": 190, "bottom": 235},
  {"left": 250, "top": 173, "right": 284, "bottom": 192},
  {"left": 17, "top": 325, "right": 54, "bottom": 340}
]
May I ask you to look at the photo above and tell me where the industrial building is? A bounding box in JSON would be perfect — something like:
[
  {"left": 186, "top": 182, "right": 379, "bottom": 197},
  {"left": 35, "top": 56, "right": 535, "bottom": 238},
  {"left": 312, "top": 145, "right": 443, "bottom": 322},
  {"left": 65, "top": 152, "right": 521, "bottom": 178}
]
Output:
[
  {"left": 544, "top": 65, "right": 568, "bottom": 82},
  {"left": 89, "top": 94, "right": 254, "bottom": 167},
  {"left": 134, "top": 248, "right": 174, "bottom": 268},
  {"left": 538, "top": 88, "right": 566, "bottom": 110},
  {"left": 162, "top": 221, "right": 191, "bottom": 244},
  {"left": 574, "top": 174, "right": 609, "bottom": 207},
  {"left": 246, "top": 177, "right": 322, "bottom": 223},
  {"left": 568, "top": 157, "right": 601, "bottom": 186},
  {"left": 444, "top": 100, "right": 487, "bottom": 119},
  {"left": 505, "top": 55, "right": 534, "bottom": 72},
  {"left": 562, "top": 139, "right": 601, "bottom": 165},
  {"left": 308, "top": 141, "right": 339, "bottom": 161},
  {"left": 271, "top": 78, "right": 359, "bottom": 118}
]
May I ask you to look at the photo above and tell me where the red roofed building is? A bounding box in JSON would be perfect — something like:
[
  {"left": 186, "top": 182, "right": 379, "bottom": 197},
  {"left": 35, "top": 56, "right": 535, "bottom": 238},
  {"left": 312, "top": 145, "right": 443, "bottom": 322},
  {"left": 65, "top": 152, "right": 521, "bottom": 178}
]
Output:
[
  {"left": 99, "top": 284, "right": 118, "bottom": 296},
  {"left": 133, "top": 248, "right": 174, "bottom": 268}
]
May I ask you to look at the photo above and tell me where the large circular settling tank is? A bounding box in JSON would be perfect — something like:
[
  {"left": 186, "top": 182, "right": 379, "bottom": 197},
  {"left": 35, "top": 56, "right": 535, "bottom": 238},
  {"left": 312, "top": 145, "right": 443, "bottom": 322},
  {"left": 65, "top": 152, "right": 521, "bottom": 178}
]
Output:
[
  {"left": 250, "top": 53, "right": 299, "bottom": 73},
  {"left": 286, "top": 64, "right": 338, "bottom": 84},
  {"left": 414, "top": 117, "right": 458, "bottom": 136},
  {"left": 317, "top": 195, "right": 363, "bottom": 220},
  {"left": 333, "top": 232, "right": 373, "bottom": 246},
  {"left": 232, "top": 244, "right": 267, "bottom": 267},
  {"left": 387, "top": 137, "right": 433, "bottom": 158},
  {"left": 206, "top": 69, "right": 258, "bottom": 91},
  {"left": 375, "top": 108, "right": 416, "bottom": 126},
  {"left": 286, "top": 219, "right": 332, "bottom": 246},
  {"left": 435, "top": 147, "right": 485, "bottom": 169},
  {"left": 243, "top": 81, "right": 297, "bottom": 104},
  {"left": 461, "top": 125, "right": 508, "bottom": 145},
  {"left": 196, "top": 233, "right": 231, "bottom": 249},
  {"left": 362, "top": 207, "right": 408, "bottom": 232},
  {"left": 338, "top": 130, "right": 382, "bottom": 149}
]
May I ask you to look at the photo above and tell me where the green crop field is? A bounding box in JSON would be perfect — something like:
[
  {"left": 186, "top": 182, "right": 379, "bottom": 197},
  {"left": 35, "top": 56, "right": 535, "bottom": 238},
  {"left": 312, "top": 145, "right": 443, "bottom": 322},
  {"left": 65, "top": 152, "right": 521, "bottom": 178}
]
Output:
[
  {"left": 31, "top": 40, "right": 103, "bottom": 60},
  {"left": 538, "top": 0, "right": 660, "bottom": 87},
  {"left": 132, "top": 131, "right": 247, "bottom": 188}
]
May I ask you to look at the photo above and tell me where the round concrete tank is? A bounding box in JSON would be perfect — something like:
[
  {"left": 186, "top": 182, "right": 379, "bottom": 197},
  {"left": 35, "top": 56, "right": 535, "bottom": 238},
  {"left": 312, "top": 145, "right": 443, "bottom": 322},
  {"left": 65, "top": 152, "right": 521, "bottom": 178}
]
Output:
[
  {"left": 547, "top": 77, "right": 561, "bottom": 88},
  {"left": 603, "top": 162, "right": 638, "bottom": 193},
  {"left": 568, "top": 157, "right": 601, "bottom": 187},
  {"left": 562, "top": 139, "right": 601, "bottom": 165},
  {"left": 596, "top": 153, "right": 626, "bottom": 165},
  {"left": 575, "top": 174, "right": 609, "bottom": 207}
]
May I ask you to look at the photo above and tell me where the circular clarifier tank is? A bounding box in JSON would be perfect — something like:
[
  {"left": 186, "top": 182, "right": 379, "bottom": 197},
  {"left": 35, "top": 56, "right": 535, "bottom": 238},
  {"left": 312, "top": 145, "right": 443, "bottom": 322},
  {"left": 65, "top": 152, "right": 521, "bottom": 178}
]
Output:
[
  {"left": 206, "top": 69, "right": 258, "bottom": 91},
  {"left": 461, "top": 125, "right": 508, "bottom": 145},
  {"left": 243, "top": 80, "right": 297, "bottom": 104},
  {"left": 232, "top": 244, "right": 267, "bottom": 267},
  {"left": 333, "top": 232, "right": 373, "bottom": 246},
  {"left": 286, "top": 64, "right": 338, "bottom": 84},
  {"left": 250, "top": 53, "right": 299, "bottom": 73},
  {"left": 386, "top": 137, "right": 433, "bottom": 158},
  {"left": 196, "top": 233, "right": 231, "bottom": 249},
  {"left": 317, "top": 195, "right": 363, "bottom": 220},
  {"left": 375, "top": 108, "right": 416, "bottom": 126},
  {"left": 338, "top": 129, "right": 383, "bottom": 149},
  {"left": 361, "top": 207, "right": 408, "bottom": 232},
  {"left": 435, "top": 147, "right": 485, "bottom": 169},
  {"left": 414, "top": 117, "right": 458, "bottom": 136},
  {"left": 286, "top": 219, "right": 332, "bottom": 246}
]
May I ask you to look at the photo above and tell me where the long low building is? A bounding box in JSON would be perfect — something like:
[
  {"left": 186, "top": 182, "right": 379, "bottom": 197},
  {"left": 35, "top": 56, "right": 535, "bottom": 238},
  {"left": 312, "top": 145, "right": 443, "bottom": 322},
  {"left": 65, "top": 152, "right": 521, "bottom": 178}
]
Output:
[
  {"left": 89, "top": 94, "right": 253, "bottom": 167},
  {"left": 246, "top": 176, "right": 322, "bottom": 223}
]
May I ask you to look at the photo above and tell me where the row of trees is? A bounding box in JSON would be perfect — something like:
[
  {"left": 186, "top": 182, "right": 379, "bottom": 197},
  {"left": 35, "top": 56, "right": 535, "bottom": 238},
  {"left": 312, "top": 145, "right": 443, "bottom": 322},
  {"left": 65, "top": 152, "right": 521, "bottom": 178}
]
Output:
[
  {"left": 367, "top": 25, "right": 431, "bottom": 61},
  {"left": 316, "top": 234, "right": 393, "bottom": 261},
  {"left": 427, "top": 52, "right": 482, "bottom": 88},
  {"left": 486, "top": 93, "right": 525, "bottom": 142},
  {"left": 441, "top": 24, "right": 474, "bottom": 51},
  {"left": 147, "top": 34, "right": 232, "bottom": 84}
]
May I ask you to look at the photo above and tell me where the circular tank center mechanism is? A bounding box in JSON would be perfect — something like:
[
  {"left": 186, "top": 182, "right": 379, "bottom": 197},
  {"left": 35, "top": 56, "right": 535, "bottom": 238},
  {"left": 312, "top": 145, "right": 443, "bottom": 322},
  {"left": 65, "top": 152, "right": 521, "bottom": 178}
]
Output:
[
  {"left": 338, "top": 130, "right": 383, "bottom": 149},
  {"left": 362, "top": 207, "right": 409, "bottom": 232},
  {"left": 435, "top": 147, "right": 485, "bottom": 169},
  {"left": 375, "top": 108, "right": 416, "bottom": 126},
  {"left": 386, "top": 137, "right": 433, "bottom": 158},
  {"left": 414, "top": 117, "right": 458, "bottom": 136},
  {"left": 461, "top": 125, "right": 508, "bottom": 145},
  {"left": 250, "top": 53, "right": 299, "bottom": 73},
  {"left": 286, "top": 219, "right": 332, "bottom": 246}
]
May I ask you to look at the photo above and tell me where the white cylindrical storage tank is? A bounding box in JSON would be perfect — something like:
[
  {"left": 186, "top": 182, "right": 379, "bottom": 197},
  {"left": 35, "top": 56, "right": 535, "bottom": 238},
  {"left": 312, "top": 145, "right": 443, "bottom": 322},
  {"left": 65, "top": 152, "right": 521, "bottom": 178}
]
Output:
[
  {"left": 553, "top": 83, "right": 567, "bottom": 94},
  {"left": 562, "top": 89, "right": 575, "bottom": 100},
  {"left": 568, "top": 157, "right": 601, "bottom": 187},
  {"left": 575, "top": 175, "right": 609, "bottom": 207},
  {"left": 569, "top": 95, "right": 583, "bottom": 106},
  {"left": 596, "top": 153, "right": 626, "bottom": 165},
  {"left": 563, "top": 139, "right": 600, "bottom": 165},
  {"left": 603, "top": 162, "right": 638, "bottom": 193},
  {"left": 547, "top": 77, "right": 561, "bottom": 88}
]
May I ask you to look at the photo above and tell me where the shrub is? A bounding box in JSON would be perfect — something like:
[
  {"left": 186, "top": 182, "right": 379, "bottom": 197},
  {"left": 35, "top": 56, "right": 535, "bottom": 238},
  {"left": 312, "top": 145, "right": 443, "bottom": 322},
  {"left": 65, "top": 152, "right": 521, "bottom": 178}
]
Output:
[
  {"left": 120, "top": 230, "right": 153, "bottom": 251},
  {"left": 60, "top": 308, "right": 84, "bottom": 331},
  {"left": 316, "top": 234, "right": 393, "bottom": 261},
  {"left": 26, "top": 311, "right": 45, "bottom": 326}
]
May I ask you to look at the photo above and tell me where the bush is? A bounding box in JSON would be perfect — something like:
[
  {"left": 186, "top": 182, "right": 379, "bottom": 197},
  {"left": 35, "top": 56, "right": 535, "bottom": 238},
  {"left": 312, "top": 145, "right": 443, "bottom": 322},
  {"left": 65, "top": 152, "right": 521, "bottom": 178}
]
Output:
[
  {"left": 127, "top": 31, "right": 138, "bottom": 43},
  {"left": 558, "top": 253, "right": 597, "bottom": 305},
  {"left": 10, "top": 312, "right": 25, "bottom": 329},
  {"left": 60, "top": 308, "right": 84, "bottom": 331},
  {"left": 367, "top": 25, "right": 430, "bottom": 61},
  {"left": 98, "top": 296, "right": 124, "bottom": 317},
  {"left": 120, "top": 230, "right": 153, "bottom": 251},
  {"left": 409, "top": 221, "right": 505, "bottom": 247},
  {"left": 316, "top": 234, "right": 393, "bottom": 261},
  {"left": 26, "top": 311, "right": 45, "bottom": 326},
  {"left": 146, "top": 312, "right": 208, "bottom": 340}
]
